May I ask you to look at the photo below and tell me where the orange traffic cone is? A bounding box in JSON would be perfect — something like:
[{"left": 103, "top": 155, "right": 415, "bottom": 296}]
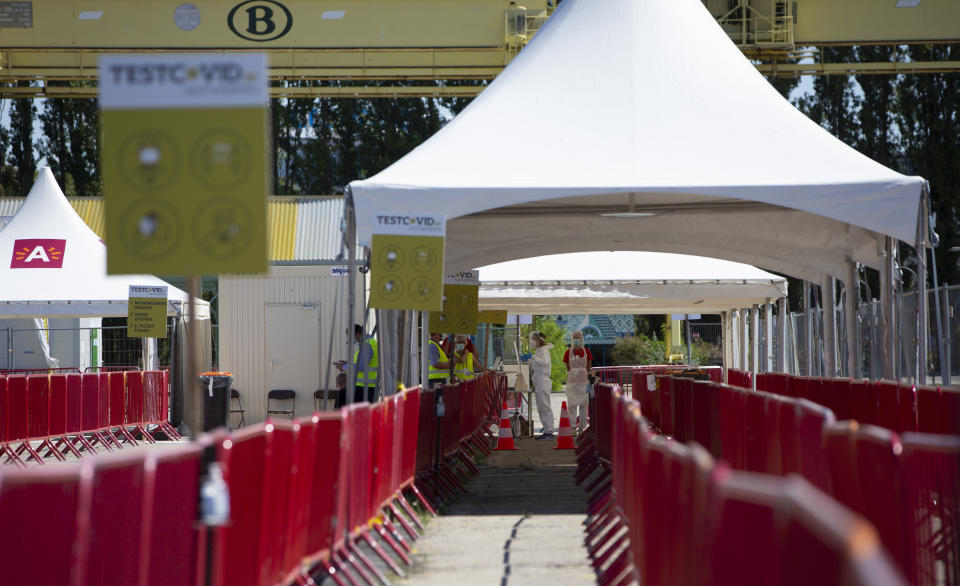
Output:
[
  {"left": 493, "top": 401, "right": 519, "bottom": 450},
  {"left": 555, "top": 401, "right": 575, "bottom": 450}
]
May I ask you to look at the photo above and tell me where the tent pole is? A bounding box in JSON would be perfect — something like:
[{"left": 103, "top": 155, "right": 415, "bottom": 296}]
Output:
[
  {"left": 917, "top": 186, "right": 930, "bottom": 384},
  {"left": 821, "top": 275, "right": 837, "bottom": 378},
  {"left": 750, "top": 305, "right": 759, "bottom": 388},
  {"left": 345, "top": 189, "right": 357, "bottom": 403},
  {"left": 844, "top": 263, "right": 859, "bottom": 379},
  {"left": 722, "top": 311, "right": 733, "bottom": 381},
  {"left": 420, "top": 312, "right": 429, "bottom": 390},
  {"left": 777, "top": 298, "right": 787, "bottom": 373},
  {"left": 740, "top": 308, "right": 749, "bottom": 374},
  {"left": 764, "top": 301, "right": 774, "bottom": 373},
  {"left": 803, "top": 281, "right": 812, "bottom": 376},
  {"left": 881, "top": 237, "right": 896, "bottom": 380}
]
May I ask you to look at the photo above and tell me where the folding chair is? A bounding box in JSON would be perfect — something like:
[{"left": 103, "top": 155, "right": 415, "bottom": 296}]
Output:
[
  {"left": 314, "top": 389, "right": 336, "bottom": 412},
  {"left": 266, "top": 389, "right": 296, "bottom": 419},
  {"left": 230, "top": 388, "right": 246, "bottom": 428}
]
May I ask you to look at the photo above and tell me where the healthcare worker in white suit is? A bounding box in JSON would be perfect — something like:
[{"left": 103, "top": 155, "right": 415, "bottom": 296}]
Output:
[
  {"left": 563, "top": 330, "right": 593, "bottom": 433},
  {"left": 530, "top": 331, "right": 555, "bottom": 439}
]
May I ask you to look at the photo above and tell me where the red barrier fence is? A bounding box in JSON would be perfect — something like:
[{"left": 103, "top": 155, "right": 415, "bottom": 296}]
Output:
[
  {"left": 0, "top": 372, "right": 506, "bottom": 585},
  {"left": 0, "top": 370, "right": 181, "bottom": 467},
  {"left": 632, "top": 371, "right": 960, "bottom": 586},
  {"left": 578, "top": 383, "right": 906, "bottom": 586},
  {"left": 754, "top": 372, "right": 960, "bottom": 436}
]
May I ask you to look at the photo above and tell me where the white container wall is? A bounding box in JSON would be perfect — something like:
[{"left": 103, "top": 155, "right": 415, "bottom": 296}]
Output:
[{"left": 219, "top": 265, "right": 369, "bottom": 424}]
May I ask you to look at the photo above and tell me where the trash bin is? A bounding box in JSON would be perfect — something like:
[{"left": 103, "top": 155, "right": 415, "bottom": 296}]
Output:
[{"left": 199, "top": 372, "right": 233, "bottom": 432}]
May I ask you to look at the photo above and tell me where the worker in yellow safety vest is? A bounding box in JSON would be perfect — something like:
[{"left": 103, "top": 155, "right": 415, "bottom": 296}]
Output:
[
  {"left": 351, "top": 324, "right": 378, "bottom": 404},
  {"left": 453, "top": 333, "right": 477, "bottom": 381},
  {"left": 428, "top": 332, "right": 451, "bottom": 388}
]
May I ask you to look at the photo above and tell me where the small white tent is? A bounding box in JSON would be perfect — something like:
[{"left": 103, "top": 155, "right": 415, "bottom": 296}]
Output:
[
  {"left": 0, "top": 168, "right": 208, "bottom": 319},
  {"left": 479, "top": 251, "right": 786, "bottom": 314}
]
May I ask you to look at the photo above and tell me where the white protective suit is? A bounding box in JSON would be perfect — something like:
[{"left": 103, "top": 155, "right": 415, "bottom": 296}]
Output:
[
  {"left": 564, "top": 348, "right": 589, "bottom": 431},
  {"left": 532, "top": 341, "right": 555, "bottom": 434}
]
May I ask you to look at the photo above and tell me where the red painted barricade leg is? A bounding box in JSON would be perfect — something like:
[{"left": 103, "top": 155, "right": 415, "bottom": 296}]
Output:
[
  {"left": 136, "top": 423, "right": 157, "bottom": 444},
  {"left": 333, "top": 547, "right": 365, "bottom": 586},
  {"left": 381, "top": 515, "right": 414, "bottom": 551},
  {"left": 407, "top": 483, "right": 438, "bottom": 518},
  {"left": 395, "top": 492, "right": 425, "bottom": 531},
  {"left": 1, "top": 444, "right": 27, "bottom": 467},
  {"left": 373, "top": 520, "right": 414, "bottom": 563},
  {"left": 388, "top": 500, "right": 421, "bottom": 541},
  {"left": 359, "top": 530, "right": 406, "bottom": 578},
  {"left": 456, "top": 450, "right": 479, "bottom": 475},
  {"left": 342, "top": 539, "right": 379, "bottom": 585},
  {"left": 14, "top": 440, "right": 46, "bottom": 464}
]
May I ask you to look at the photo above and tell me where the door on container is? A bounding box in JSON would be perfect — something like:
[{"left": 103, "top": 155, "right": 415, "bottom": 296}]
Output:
[{"left": 265, "top": 304, "right": 320, "bottom": 418}]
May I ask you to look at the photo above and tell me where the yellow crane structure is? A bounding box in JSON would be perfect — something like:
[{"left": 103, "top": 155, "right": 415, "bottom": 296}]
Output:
[{"left": 0, "top": 0, "right": 958, "bottom": 98}]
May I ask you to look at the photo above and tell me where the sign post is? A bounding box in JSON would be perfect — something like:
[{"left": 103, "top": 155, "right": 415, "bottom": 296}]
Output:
[{"left": 101, "top": 53, "right": 268, "bottom": 438}]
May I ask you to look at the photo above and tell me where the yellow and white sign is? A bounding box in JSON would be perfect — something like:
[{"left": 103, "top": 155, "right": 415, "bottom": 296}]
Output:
[
  {"left": 478, "top": 310, "right": 508, "bottom": 324},
  {"left": 428, "top": 271, "right": 479, "bottom": 333},
  {"left": 369, "top": 213, "right": 446, "bottom": 310},
  {"left": 127, "top": 285, "right": 168, "bottom": 338},
  {"left": 100, "top": 54, "right": 268, "bottom": 274}
]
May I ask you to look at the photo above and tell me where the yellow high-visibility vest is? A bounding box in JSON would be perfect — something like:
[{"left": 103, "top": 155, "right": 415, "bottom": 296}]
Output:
[
  {"left": 454, "top": 351, "right": 475, "bottom": 381},
  {"left": 354, "top": 337, "right": 379, "bottom": 388},
  {"left": 428, "top": 339, "right": 448, "bottom": 380}
]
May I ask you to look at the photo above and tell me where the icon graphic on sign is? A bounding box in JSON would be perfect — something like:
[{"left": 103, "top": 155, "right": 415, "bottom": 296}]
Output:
[
  {"left": 192, "top": 198, "right": 254, "bottom": 258},
  {"left": 410, "top": 276, "right": 436, "bottom": 303},
  {"left": 435, "top": 313, "right": 449, "bottom": 326},
  {"left": 377, "top": 276, "right": 403, "bottom": 301},
  {"left": 119, "top": 130, "right": 179, "bottom": 191},
  {"left": 377, "top": 245, "right": 405, "bottom": 271},
  {"left": 191, "top": 129, "right": 251, "bottom": 189},
  {"left": 455, "top": 313, "right": 473, "bottom": 331},
  {"left": 456, "top": 292, "right": 472, "bottom": 307},
  {"left": 120, "top": 201, "right": 181, "bottom": 258},
  {"left": 410, "top": 246, "right": 437, "bottom": 272}
]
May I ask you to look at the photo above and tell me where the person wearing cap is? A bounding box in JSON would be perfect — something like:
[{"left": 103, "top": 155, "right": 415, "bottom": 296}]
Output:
[
  {"left": 339, "top": 324, "right": 378, "bottom": 407},
  {"left": 563, "top": 330, "right": 593, "bottom": 433},
  {"left": 428, "top": 332, "right": 451, "bottom": 387},
  {"left": 529, "top": 330, "right": 555, "bottom": 439}
]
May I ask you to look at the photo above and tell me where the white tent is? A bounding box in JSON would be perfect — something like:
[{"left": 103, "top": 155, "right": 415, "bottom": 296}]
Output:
[
  {"left": 0, "top": 168, "right": 208, "bottom": 319},
  {"left": 350, "top": 0, "right": 925, "bottom": 282},
  {"left": 349, "top": 0, "right": 929, "bottom": 379},
  {"left": 478, "top": 251, "right": 786, "bottom": 314}
]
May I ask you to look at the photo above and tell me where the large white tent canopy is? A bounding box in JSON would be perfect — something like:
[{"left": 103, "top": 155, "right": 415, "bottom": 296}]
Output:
[
  {"left": 0, "top": 168, "right": 208, "bottom": 319},
  {"left": 350, "top": 0, "right": 926, "bottom": 282},
  {"left": 478, "top": 251, "right": 787, "bottom": 314}
]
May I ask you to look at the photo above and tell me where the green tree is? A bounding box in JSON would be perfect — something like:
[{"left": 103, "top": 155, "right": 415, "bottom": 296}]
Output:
[
  {"left": 895, "top": 44, "right": 960, "bottom": 285},
  {"left": 795, "top": 47, "right": 861, "bottom": 146},
  {"left": 38, "top": 83, "right": 101, "bottom": 196},
  {"left": 610, "top": 333, "right": 665, "bottom": 365},
  {"left": 7, "top": 80, "right": 37, "bottom": 195},
  {"left": 533, "top": 315, "right": 570, "bottom": 391}
]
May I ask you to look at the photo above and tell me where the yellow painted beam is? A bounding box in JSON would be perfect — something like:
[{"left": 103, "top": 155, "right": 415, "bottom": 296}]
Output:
[
  {"left": 0, "top": 83, "right": 487, "bottom": 98},
  {"left": 757, "top": 60, "right": 960, "bottom": 76}
]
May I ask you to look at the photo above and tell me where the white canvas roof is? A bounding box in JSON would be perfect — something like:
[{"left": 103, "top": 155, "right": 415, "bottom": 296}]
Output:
[
  {"left": 478, "top": 251, "right": 786, "bottom": 314},
  {"left": 0, "top": 168, "right": 209, "bottom": 319},
  {"left": 350, "top": 0, "right": 925, "bottom": 282}
]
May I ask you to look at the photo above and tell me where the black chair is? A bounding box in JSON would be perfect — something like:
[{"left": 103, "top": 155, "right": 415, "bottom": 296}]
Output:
[
  {"left": 266, "top": 389, "right": 296, "bottom": 419},
  {"left": 230, "top": 388, "right": 246, "bottom": 428},
  {"left": 314, "top": 389, "right": 337, "bottom": 411}
]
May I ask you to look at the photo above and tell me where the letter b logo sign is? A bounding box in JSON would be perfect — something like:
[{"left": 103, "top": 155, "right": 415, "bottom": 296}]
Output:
[{"left": 228, "top": 0, "right": 292, "bottom": 42}]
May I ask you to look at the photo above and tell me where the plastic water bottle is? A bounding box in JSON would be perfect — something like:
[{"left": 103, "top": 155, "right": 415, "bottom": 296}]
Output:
[
  {"left": 201, "top": 462, "right": 230, "bottom": 526},
  {"left": 436, "top": 395, "right": 446, "bottom": 418}
]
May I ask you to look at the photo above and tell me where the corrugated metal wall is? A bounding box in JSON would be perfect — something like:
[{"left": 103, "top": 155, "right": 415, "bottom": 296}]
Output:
[{"left": 219, "top": 265, "right": 368, "bottom": 424}]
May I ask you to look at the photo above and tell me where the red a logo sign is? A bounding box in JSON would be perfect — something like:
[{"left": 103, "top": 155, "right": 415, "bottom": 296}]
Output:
[{"left": 10, "top": 239, "right": 67, "bottom": 268}]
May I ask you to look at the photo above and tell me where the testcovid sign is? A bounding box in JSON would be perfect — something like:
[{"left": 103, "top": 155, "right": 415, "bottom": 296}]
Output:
[
  {"left": 100, "top": 53, "right": 268, "bottom": 275},
  {"left": 10, "top": 239, "right": 66, "bottom": 269},
  {"left": 369, "top": 212, "right": 446, "bottom": 311}
]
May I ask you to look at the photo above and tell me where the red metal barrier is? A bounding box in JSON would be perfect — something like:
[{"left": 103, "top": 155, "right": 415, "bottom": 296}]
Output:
[
  {"left": 900, "top": 432, "right": 960, "bottom": 586},
  {"left": 65, "top": 374, "right": 82, "bottom": 435},
  {"left": 0, "top": 463, "right": 92, "bottom": 586}
]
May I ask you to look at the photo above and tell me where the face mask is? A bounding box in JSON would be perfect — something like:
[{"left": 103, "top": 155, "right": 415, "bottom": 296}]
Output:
[
  {"left": 456, "top": 343, "right": 465, "bottom": 352},
  {"left": 572, "top": 338, "right": 583, "bottom": 347}
]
